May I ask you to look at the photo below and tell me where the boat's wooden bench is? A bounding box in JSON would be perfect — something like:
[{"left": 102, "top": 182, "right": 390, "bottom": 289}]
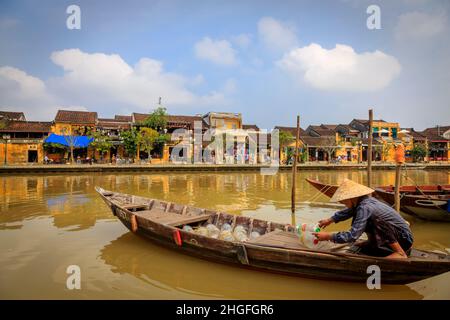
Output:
[
  {"left": 122, "top": 203, "right": 149, "bottom": 211},
  {"left": 134, "top": 208, "right": 212, "bottom": 227}
]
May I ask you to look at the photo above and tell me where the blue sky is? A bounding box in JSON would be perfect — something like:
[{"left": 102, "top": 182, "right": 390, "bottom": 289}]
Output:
[{"left": 1, "top": 0, "right": 449, "bottom": 130}]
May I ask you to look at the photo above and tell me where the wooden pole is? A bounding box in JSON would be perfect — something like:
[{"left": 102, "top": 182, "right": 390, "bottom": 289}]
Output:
[
  {"left": 291, "top": 115, "right": 300, "bottom": 226},
  {"left": 394, "top": 164, "right": 401, "bottom": 212},
  {"left": 367, "top": 109, "right": 373, "bottom": 188}
]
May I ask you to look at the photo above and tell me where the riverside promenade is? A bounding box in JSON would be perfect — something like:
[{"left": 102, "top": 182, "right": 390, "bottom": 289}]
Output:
[{"left": 0, "top": 162, "right": 449, "bottom": 174}]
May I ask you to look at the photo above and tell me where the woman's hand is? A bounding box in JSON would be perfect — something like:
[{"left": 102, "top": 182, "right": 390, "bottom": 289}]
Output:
[
  {"left": 312, "top": 232, "right": 333, "bottom": 241},
  {"left": 318, "top": 218, "right": 333, "bottom": 229}
]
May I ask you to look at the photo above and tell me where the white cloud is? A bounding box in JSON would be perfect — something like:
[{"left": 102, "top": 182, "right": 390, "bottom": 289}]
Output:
[
  {"left": 0, "top": 49, "right": 229, "bottom": 120},
  {"left": 277, "top": 43, "right": 401, "bottom": 92},
  {"left": 257, "top": 17, "right": 299, "bottom": 53},
  {"left": 194, "top": 37, "right": 237, "bottom": 66},
  {"left": 231, "top": 34, "right": 252, "bottom": 49},
  {"left": 395, "top": 12, "right": 447, "bottom": 41},
  {"left": 48, "top": 49, "right": 226, "bottom": 110},
  {"left": 0, "top": 66, "right": 60, "bottom": 120}
]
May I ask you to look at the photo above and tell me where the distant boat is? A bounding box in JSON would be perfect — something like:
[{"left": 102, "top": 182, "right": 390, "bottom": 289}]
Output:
[
  {"left": 96, "top": 186, "right": 450, "bottom": 284},
  {"left": 305, "top": 178, "right": 450, "bottom": 222}
]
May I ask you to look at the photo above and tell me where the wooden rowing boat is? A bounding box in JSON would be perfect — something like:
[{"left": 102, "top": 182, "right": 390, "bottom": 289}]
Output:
[
  {"left": 306, "top": 178, "right": 450, "bottom": 222},
  {"left": 96, "top": 186, "right": 450, "bottom": 284}
]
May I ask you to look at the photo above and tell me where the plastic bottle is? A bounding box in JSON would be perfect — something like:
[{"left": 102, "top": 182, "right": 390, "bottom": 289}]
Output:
[
  {"left": 296, "top": 223, "right": 321, "bottom": 234},
  {"left": 233, "top": 229, "right": 248, "bottom": 242},
  {"left": 206, "top": 224, "right": 220, "bottom": 238},
  {"left": 221, "top": 223, "right": 232, "bottom": 231},
  {"left": 295, "top": 223, "right": 321, "bottom": 249},
  {"left": 219, "top": 230, "right": 235, "bottom": 241},
  {"left": 250, "top": 231, "right": 261, "bottom": 240}
]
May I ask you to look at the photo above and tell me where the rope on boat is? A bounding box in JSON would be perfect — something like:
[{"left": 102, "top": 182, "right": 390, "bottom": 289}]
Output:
[
  {"left": 306, "top": 184, "right": 334, "bottom": 203},
  {"left": 399, "top": 164, "right": 445, "bottom": 211}
]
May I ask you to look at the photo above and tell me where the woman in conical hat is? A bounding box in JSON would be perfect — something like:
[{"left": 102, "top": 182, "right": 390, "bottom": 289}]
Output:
[{"left": 312, "top": 179, "right": 413, "bottom": 259}]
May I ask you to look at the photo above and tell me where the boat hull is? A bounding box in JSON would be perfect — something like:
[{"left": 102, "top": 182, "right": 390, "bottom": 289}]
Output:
[{"left": 375, "top": 189, "right": 450, "bottom": 222}]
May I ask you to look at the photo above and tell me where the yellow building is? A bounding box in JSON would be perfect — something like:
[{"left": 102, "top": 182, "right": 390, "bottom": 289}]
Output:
[
  {"left": 50, "top": 110, "right": 98, "bottom": 162},
  {"left": 0, "top": 120, "right": 52, "bottom": 164}
]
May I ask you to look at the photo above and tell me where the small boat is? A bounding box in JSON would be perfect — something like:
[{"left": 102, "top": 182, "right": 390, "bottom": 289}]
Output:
[
  {"left": 96, "top": 187, "right": 450, "bottom": 284},
  {"left": 306, "top": 178, "right": 450, "bottom": 222}
]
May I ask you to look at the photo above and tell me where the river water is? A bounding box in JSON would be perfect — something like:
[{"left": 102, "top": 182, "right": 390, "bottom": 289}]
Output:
[{"left": 0, "top": 169, "right": 449, "bottom": 299}]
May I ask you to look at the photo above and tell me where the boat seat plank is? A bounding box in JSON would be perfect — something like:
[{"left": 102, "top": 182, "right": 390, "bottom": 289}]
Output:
[
  {"left": 135, "top": 208, "right": 212, "bottom": 227},
  {"left": 122, "top": 203, "right": 149, "bottom": 211}
]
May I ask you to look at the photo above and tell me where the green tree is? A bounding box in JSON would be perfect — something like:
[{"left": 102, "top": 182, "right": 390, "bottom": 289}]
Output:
[
  {"left": 299, "top": 149, "right": 308, "bottom": 163},
  {"left": 410, "top": 143, "right": 427, "bottom": 162},
  {"left": 88, "top": 129, "right": 113, "bottom": 161},
  {"left": 153, "top": 133, "right": 170, "bottom": 156},
  {"left": 120, "top": 128, "right": 139, "bottom": 161},
  {"left": 279, "top": 131, "right": 294, "bottom": 164},
  {"left": 279, "top": 131, "right": 294, "bottom": 147},
  {"left": 382, "top": 142, "right": 393, "bottom": 161},
  {"left": 142, "top": 107, "right": 168, "bottom": 130},
  {"left": 138, "top": 127, "right": 159, "bottom": 162},
  {"left": 0, "top": 119, "right": 7, "bottom": 130}
]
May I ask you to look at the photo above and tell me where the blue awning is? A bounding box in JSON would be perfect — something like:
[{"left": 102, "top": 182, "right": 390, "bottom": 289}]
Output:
[{"left": 45, "top": 133, "right": 93, "bottom": 148}]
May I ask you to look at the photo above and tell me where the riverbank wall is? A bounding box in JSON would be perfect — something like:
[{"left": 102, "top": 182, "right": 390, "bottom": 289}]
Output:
[{"left": 0, "top": 163, "right": 449, "bottom": 174}]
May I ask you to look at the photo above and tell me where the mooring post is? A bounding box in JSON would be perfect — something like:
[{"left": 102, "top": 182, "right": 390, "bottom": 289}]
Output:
[
  {"left": 367, "top": 109, "right": 373, "bottom": 188},
  {"left": 291, "top": 115, "right": 300, "bottom": 226}
]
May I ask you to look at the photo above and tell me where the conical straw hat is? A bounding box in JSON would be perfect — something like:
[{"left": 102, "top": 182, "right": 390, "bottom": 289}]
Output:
[{"left": 330, "top": 179, "right": 375, "bottom": 202}]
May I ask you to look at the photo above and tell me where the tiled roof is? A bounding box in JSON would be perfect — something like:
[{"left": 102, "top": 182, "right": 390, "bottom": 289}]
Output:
[
  {"left": 320, "top": 124, "right": 338, "bottom": 130},
  {"left": 274, "top": 126, "right": 307, "bottom": 136},
  {"left": 0, "top": 120, "right": 52, "bottom": 133},
  {"left": 0, "top": 111, "right": 26, "bottom": 121},
  {"left": 419, "top": 130, "right": 449, "bottom": 142},
  {"left": 308, "top": 127, "right": 336, "bottom": 137},
  {"left": 97, "top": 119, "right": 131, "bottom": 130},
  {"left": 421, "top": 126, "right": 450, "bottom": 138},
  {"left": 300, "top": 136, "right": 336, "bottom": 147},
  {"left": 167, "top": 115, "right": 204, "bottom": 128},
  {"left": 132, "top": 112, "right": 149, "bottom": 123},
  {"left": 402, "top": 128, "right": 426, "bottom": 141},
  {"left": 243, "top": 124, "right": 259, "bottom": 131},
  {"left": 114, "top": 115, "right": 132, "bottom": 122},
  {"left": 55, "top": 110, "right": 98, "bottom": 124}
]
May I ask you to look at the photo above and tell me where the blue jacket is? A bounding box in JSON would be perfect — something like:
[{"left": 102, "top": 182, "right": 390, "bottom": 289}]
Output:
[{"left": 331, "top": 196, "right": 413, "bottom": 245}]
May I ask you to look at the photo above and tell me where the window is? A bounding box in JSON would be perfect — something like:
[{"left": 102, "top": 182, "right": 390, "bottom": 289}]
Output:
[{"left": 391, "top": 128, "right": 397, "bottom": 139}]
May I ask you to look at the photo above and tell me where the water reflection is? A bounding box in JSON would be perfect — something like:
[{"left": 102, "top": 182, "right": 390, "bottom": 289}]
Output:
[{"left": 0, "top": 170, "right": 449, "bottom": 299}]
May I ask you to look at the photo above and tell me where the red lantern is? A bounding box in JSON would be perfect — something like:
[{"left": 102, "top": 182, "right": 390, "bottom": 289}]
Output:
[{"left": 395, "top": 144, "right": 405, "bottom": 164}]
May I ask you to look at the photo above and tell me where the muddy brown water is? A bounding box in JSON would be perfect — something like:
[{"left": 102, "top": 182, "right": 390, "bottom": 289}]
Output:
[{"left": 0, "top": 170, "right": 449, "bottom": 299}]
